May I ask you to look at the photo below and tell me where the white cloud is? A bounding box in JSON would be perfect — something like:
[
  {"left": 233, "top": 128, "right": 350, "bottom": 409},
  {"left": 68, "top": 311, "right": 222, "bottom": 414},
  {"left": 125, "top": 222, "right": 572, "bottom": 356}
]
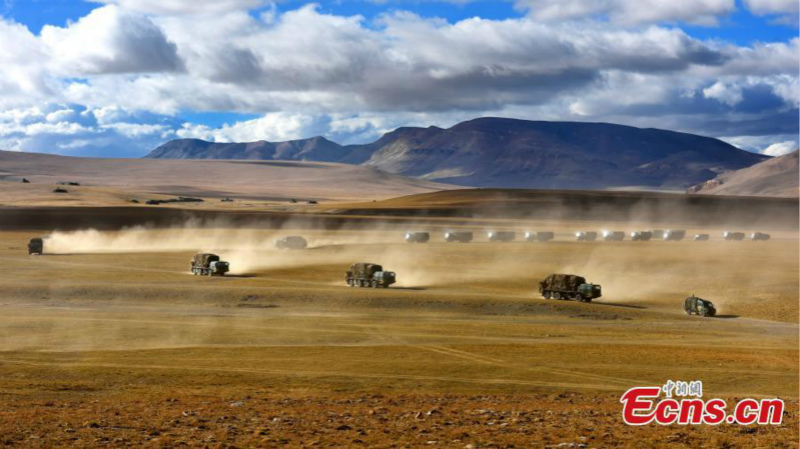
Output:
[
  {"left": 93, "top": 0, "right": 269, "bottom": 15},
  {"left": 515, "top": 0, "right": 736, "bottom": 25},
  {"left": 743, "top": 0, "right": 799, "bottom": 15},
  {"left": 703, "top": 81, "right": 743, "bottom": 106},
  {"left": 761, "top": 140, "right": 797, "bottom": 156},
  {"left": 40, "top": 5, "right": 182, "bottom": 75}
]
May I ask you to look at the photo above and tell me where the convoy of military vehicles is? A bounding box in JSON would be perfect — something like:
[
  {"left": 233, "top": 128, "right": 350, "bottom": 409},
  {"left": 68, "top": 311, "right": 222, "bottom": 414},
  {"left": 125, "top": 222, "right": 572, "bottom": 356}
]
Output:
[{"left": 24, "top": 224, "right": 777, "bottom": 317}]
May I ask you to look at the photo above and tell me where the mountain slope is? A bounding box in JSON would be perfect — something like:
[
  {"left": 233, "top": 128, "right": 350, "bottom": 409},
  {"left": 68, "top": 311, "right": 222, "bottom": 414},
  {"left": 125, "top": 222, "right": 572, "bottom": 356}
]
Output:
[
  {"left": 355, "top": 118, "right": 766, "bottom": 189},
  {"left": 687, "top": 149, "right": 798, "bottom": 197},
  {"left": 146, "top": 117, "right": 768, "bottom": 190}
]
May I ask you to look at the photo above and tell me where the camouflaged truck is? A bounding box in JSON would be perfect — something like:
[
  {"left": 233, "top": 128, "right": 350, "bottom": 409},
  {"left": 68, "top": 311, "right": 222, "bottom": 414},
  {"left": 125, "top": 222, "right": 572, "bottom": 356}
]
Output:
[
  {"left": 539, "top": 274, "right": 602, "bottom": 302},
  {"left": 275, "top": 236, "right": 308, "bottom": 250},
  {"left": 630, "top": 231, "right": 653, "bottom": 241},
  {"left": 28, "top": 237, "right": 44, "bottom": 255},
  {"left": 191, "top": 253, "right": 230, "bottom": 276},
  {"left": 346, "top": 263, "right": 396, "bottom": 288},
  {"left": 575, "top": 231, "right": 598, "bottom": 242},
  {"left": 684, "top": 295, "right": 716, "bottom": 317},
  {"left": 487, "top": 231, "right": 516, "bottom": 242},
  {"left": 524, "top": 231, "right": 554, "bottom": 242},
  {"left": 751, "top": 232, "right": 771, "bottom": 241},
  {"left": 405, "top": 232, "right": 430, "bottom": 243},
  {"left": 444, "top": 231, "right": 473, "bottom": 243},
  {"left": 723, "top": 231, "right": 745, "bottom": 241}
]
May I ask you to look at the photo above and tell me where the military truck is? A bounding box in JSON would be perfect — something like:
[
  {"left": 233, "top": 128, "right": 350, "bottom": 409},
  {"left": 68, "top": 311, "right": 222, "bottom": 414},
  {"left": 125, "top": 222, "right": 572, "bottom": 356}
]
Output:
[
  {"left": 684, "top": 295, "right": 716, "bottom": 317},
  {"left": 28, "top": 237, "right": 44, "bottom": 255},
  {"left": 751, "top": 232, "right": 771, "bottom": 241},
  {"left": 191, "top": 253, "right": 230, "bottom": 276},
  {"left": 723, "top": 231, "right": 745, "bottom": 241},
  {"left": 524, "top": 231, "right": 554, "bottom": 242},
  {"left": 694, "top": 234, "right": 710, "bottom": 241},
  {"left": 487, "top": 231, "right": 515, "bottom": 242},
  {"left": 405, "top": 232, "right": 430, "bottom": 243},
  {"left": 630, "top": 231, "right": 653, "bottom": 241},
  {"left": 274, "top": 236, "right": 308, "bottom": 250},
  {"left": 444, "top": 231, "right": 473, "bottom": 243},
  {"left": 346, "top": 263, "right": 396, "bottom": 288},
  {"left": 539, "top": 274, "right": 601, "bottom": 302},
  {"left": 650, "top": 229, "right": 665, "bottom": 240},
  {"left": 664, "top": 230, "right": 686, "bottom": 241},
  {"left": 575, "top": 231, "right": 597, "bottom": 241},
  {"left": 602, "top": 231, "right": 625, "bottom": 241}
]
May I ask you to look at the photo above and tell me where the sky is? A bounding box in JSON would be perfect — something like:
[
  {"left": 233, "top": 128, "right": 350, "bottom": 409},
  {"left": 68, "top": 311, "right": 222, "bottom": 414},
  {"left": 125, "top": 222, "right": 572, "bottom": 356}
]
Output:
[{"left": 0, "top": 0, "right": 797, "bottom": 158}]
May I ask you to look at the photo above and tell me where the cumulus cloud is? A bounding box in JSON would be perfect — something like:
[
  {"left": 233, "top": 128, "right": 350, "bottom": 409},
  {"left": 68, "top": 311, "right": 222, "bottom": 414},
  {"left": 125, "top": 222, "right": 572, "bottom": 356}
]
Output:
[{"left": 40, "top": 5, "right": 182, "bottom": 75}]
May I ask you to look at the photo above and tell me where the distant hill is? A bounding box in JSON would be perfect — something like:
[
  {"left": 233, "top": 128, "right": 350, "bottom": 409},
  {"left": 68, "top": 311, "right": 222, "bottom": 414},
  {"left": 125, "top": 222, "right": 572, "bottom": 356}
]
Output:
[
  {"left": 146, "top": 136, "right": 350, "bottom": 162},
  {"left": 146, "top": 117, "right": 768, "bottom": 190},
  {"left": 687, "top": 149, "right": 798, "bottom": 197}
]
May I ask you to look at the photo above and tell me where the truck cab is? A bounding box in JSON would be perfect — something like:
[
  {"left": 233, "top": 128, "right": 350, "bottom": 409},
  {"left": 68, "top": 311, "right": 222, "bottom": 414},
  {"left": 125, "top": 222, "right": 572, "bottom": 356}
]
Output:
[{"left": 684, "top": 295, "right": 716, "bottom": 317}]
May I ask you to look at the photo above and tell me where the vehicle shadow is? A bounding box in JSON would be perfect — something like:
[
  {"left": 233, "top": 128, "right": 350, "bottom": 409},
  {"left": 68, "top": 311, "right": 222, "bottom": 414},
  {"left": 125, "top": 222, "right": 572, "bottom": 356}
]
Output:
[
  {"left": 592, "top": 302, "right": 647, "bottom": 309},
  {"left": 713, "top": 314, "right": 739, "bottom": 319}
]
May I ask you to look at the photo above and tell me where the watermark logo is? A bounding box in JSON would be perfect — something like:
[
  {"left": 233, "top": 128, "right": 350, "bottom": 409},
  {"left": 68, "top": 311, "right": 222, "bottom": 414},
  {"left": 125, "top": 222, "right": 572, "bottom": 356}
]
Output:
[{"left": 621, "top": 380, "right": 784, "bottom": 426}]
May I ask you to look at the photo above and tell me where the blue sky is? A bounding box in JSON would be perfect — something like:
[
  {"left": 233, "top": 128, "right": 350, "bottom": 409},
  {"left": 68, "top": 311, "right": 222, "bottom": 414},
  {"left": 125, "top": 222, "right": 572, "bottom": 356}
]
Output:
[{"left": 0, "top": 0, "right": 797, "bottom": 157}]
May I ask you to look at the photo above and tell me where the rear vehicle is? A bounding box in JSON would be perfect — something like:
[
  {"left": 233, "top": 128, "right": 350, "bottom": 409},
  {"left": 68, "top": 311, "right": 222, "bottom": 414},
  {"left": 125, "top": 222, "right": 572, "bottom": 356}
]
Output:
[
  {"left": 539, "top": 274, "right": 601, "bottom": 302},
  {"left": 405, "top": 232, "right": 430, "bottom": 243},
  {"left": 191, "top": 253, "right": 230, "bottom": 276},
  {"left": 444, "top": 232, "right": 473, "bottom": 243},
  {"left": 751, "top": 232, "right": 771, "bottom": 241},
  {"left": 274, "top": 236, "right": 308, "bottom": 250},
  {"left": 487, "top": 231, "right": 515, "bottom": 242},
  {"left": 650, "top": 229, "right": 665, "bottom": 240},
  {"left": 28, "top": 237, "right": 44, "bottom": 255},
  {"left": 630, "top": 231, "right": 653, "bottom": 241},
  {"left": 346, "top": 263, "right": 396, "bottom": 288},
  {"left": 684, "top": 295, "right": 716, "bottom": 317},
  {"left": 524, "top": 231, "right": 554, "bottom": 242},
  {"left": 723, "top": 231, "right": 745, "bottom": 241},
  {"left": 575, "top": 231, "right": 598, "bottom": 241},
  {"left": 664, "top": 230, "right": 686, "bottom": 241},
  {"left": 602, "top": 231, "right": 625, "bottom": 241},
  {"left": 694, "top": 234, "right": 710, "bottom": 241}
]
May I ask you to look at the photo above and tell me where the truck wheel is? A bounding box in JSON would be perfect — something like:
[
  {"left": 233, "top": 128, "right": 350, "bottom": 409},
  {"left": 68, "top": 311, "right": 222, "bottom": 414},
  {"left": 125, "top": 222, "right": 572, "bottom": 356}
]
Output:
[
  {"left": 371, "top": 280, "right": 378, "bottom": 288},
  {"left": 348, "top": 279, "right": 354, "bottom": 287},
  {"left": 685, "top": 309, "right": 692, "bottom": 315},
  {"left": 575, "top": 294, "right": 584, "bottom": 302},
  {"left": 543, "top": 291, "right": 551, "bottom": 299},
  {"left": 553, "top": 292, "right": 562, "bottom": 300}
]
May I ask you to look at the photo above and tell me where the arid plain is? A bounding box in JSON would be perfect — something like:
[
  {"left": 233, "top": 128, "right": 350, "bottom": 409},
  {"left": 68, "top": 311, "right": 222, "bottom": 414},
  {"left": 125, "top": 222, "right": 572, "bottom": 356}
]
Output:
[{"left": 0, "top": 156, "right": 798, "bottom": 447}]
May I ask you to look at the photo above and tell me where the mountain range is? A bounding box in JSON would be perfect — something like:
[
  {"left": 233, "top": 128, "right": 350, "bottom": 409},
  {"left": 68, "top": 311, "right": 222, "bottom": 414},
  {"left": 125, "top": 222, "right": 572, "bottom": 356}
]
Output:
[{"left": 146, "top": 117, "right": 769, "bottom": 190}]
